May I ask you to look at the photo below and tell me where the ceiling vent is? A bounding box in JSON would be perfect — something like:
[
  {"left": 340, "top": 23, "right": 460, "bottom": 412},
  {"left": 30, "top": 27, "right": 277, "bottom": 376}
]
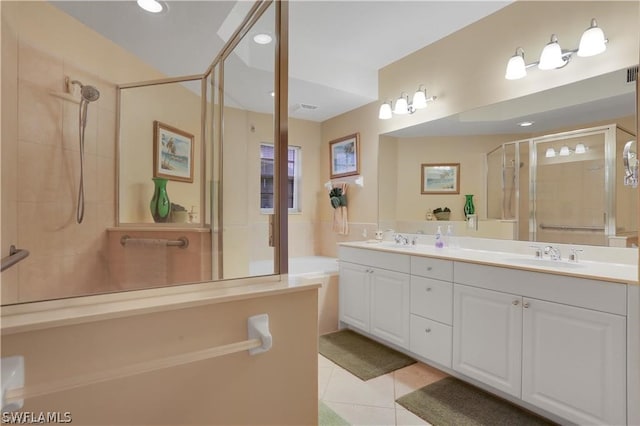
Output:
[
  {"left": 290, "top": 103, "right": 319, "bottom": 113},
  {"left": 627, "top": 65, "right": 638, "bottom": 83}
]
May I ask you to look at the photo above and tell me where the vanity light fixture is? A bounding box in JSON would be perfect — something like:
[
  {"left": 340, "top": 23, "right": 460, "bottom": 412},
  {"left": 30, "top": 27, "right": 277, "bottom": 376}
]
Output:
[
  {"left": 378, "top": 85, "right": 436, "bottom": 119},
  {"left": 559, "top": 145, "right": 571, "bottom": 156},
  {"left": 137, "top": 0, "right": 164, "bottom": 13},
  {"left": 574, "top": 143, "right": 587, "bottom": 154},
  {"left": 545, "top": 148, "right": 557, "bottom": 158},
  {"left": 505, "top": 18, "right": 607, "bottom": 80}
]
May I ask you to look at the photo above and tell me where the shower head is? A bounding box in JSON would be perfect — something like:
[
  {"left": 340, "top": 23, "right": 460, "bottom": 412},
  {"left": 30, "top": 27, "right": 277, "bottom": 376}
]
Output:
[
  {"left": 81, "top": 85, "right": 100, "bottom": 102},
  {"left": 70, "top": 79, "right": 100, "bottom": 102}
]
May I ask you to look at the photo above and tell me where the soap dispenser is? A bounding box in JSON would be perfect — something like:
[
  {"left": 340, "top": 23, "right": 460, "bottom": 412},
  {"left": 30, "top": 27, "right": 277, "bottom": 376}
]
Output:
[{"left": 435, "top": 226, "right": 444, "bottom": 248}]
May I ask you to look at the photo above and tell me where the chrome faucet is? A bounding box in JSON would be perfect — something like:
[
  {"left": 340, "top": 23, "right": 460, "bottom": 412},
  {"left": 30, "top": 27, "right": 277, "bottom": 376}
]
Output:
[
  {"left": 394, "top": 233, "right": 409, "bottom": 245},
  {"left": 544, "top": 245, "right": 561, "bottom": 261}
]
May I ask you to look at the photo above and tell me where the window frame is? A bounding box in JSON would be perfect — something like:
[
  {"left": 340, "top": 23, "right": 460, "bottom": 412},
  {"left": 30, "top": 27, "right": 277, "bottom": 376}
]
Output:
[{"left": 259, "top": 142, "right": 302, "bottom": 214}]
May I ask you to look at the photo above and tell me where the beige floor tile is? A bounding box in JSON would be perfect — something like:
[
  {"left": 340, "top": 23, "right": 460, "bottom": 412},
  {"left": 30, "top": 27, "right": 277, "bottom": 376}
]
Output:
[
  {"left": 319, "top": 366, "right": 334, "bottom": 399},
  {"left": 393, "top": 362, "right": 448, "bottom": 398},
  {"left": 323, "top": 368, "right": 396, "bottom": 408},
  {"left": 318, "top": 354, "right": 338, "bottom": 369},
  {"left": 325, "top": 401, "right": 397, "bottom": 426},
  {"left": 395, "top": 405, "right": 431, "bottom": 426}
]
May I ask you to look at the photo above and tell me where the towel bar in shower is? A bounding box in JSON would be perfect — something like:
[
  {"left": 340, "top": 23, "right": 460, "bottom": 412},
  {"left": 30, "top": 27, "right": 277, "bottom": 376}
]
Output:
[
  {"left": 539, "top": 223, "right": 605, "bottom": 232},
  {"left": 1, "top": 245, "right": 30, "bottom": 272},
  {"left": 120, "top": 235, "right": 189, "bottom": 248},
  {"left": 1, "top": 314, "right": 272, "bottom": 411}
]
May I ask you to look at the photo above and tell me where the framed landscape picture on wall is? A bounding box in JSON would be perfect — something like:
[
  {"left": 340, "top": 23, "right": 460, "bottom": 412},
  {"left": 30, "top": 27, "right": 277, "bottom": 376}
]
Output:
[
  {"left": 153, "top": 120, "right": 194, "bottom": 183},
  {"left": 330, "top": 133, "right": 360, "bottom": 179},
  {"left": 421, "top": 163, "right": 460, "bottom": 194}
]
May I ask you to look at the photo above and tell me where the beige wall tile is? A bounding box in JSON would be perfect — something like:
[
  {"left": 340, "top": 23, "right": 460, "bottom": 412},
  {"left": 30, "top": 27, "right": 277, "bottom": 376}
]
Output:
[
  {"left": 97, "top": 108, "right": 116, "bottom": 158},
  {"left": 16, "top": 254, "right": 66, "bottom": 302},
  {"left": 18, "top": 41, "right": 64, "bottom": 92},
  {"left": 18, "top": 82, "right": 62, "bottom": 145}
]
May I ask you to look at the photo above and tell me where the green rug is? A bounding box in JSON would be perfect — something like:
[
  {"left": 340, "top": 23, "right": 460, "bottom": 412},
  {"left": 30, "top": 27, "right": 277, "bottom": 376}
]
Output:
[
  {"left": 396, "top": 377, "right": 557, "bottom": 426},
  {"left": 319, "top": 400, "right": 350, "bottom": 426},
  {"left": 319, "top": 329, "right": 416, "bottom": 380}
]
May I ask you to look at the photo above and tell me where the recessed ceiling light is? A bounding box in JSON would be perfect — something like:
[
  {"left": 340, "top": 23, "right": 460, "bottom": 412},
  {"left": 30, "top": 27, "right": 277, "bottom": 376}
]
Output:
[
  {"left": 518, "top": 121, "right": 534, "bottom": 127},
  {"left": 137, "top": 0, "right": 164, "bottom": 13},
  {"left": 253, "top": 33, "right": 273, "bottom": 45}
]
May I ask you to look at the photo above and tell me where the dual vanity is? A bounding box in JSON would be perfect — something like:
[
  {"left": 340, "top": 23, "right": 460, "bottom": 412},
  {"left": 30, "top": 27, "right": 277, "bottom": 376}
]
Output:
[{"left": 338, "top": 239, "right": 639, "bottom": 425}]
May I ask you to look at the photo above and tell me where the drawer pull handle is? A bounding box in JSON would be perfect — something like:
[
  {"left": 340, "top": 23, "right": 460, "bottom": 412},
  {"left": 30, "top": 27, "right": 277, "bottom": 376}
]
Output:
[
  {"left": 512, "top": 300, "right": 520, "bottom": 306},
  {"left": 425, "top": 287, "right": 432, "bottom": 292},
  {"left": 425, "top": 328, "right": 431, "bottom": 333},
  {"left": 426, "top": 267, "right": 433, "bottom": 271},
  {"left": 523, "top": 302, "right": 530, "bottom": 308}
]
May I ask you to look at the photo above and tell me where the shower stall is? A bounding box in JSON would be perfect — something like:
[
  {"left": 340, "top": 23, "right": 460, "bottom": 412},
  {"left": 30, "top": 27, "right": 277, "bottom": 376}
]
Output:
[{"left": 486, "top": 123, "right": 637, "bottom": 247}]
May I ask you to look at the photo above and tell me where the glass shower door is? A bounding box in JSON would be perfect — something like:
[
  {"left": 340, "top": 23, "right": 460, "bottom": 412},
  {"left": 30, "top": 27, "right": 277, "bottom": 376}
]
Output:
[{"left": 533, "top": 132, "right": 607, "bottom": 246}]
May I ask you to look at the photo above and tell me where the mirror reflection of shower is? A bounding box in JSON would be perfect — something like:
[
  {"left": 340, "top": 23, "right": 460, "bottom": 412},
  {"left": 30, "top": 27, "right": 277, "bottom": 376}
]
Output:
[{"left": 68, "top": 77, "right": 100, "bottom": 223}]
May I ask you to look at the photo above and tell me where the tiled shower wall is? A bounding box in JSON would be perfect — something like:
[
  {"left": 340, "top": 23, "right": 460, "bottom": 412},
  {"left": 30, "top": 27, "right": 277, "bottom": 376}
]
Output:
[{"left": 2, "top": 38, "right": 117, "bottom": 303}]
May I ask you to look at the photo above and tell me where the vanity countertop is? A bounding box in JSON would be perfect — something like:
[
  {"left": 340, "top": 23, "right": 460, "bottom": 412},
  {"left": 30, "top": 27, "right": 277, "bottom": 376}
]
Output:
[{"left": 339, "top": 241, "right": 638, "bottom": 285}]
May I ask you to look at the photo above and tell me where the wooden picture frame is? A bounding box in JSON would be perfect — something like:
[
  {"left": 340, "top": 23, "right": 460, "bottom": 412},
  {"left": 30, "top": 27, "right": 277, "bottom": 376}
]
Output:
[
  {"left": 329, "top": 133, "right": 360, "bottom": 179},
  {"left": 153, "top": 120, "right": 194, "bottom": 183},
  {"left": 421, "top": 163, "right": 460, "bottom": 194}
]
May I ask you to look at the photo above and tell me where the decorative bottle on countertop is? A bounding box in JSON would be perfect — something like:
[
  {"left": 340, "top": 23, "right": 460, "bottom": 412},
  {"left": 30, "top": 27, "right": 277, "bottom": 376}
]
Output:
[
  {"left": 435, "top": 226, "right": 444, "bottom": 248},
  {"left": 445, "top": 225, "right": 453, "bottom": 248},
  {"left": 464, "top": 194, "right": 475, "bottom": 220}
]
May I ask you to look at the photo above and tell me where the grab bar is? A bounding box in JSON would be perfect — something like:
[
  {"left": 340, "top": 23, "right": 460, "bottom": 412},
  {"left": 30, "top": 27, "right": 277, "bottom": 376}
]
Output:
[
  {"left": 120, "top": 235, "right": 189, "bottom": 249},
  {"left": 539, "top": 223, "right": 604, "bottom": 232},
  {"left": 1, "top": 246, "right": 30, "bottom": 272},
  {"left": 2, "top": 314, "right": 272, "bottom": 411}
]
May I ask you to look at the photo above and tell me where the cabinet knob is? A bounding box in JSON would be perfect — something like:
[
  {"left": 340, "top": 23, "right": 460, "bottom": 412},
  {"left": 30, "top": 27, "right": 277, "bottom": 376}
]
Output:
[
  {"left": 512, "top": 300, "right": 520, "bottom": 306},
  {"left": 426, "top": 266, "right": 433, "bottom": 271},
  {"left": 425, "top": 287, "right": 432, "bottom": 292},
  {"left": 523, "top": 302, "right": 530, "bottom": 308},
  {"left": 425, "top": 328, "right": 431, "bottom": 333}
]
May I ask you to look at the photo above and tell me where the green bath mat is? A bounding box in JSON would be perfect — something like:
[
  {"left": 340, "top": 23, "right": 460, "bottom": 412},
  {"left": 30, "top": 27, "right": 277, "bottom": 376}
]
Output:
[
  {"left": 319, "top": 329, "right": 416, "bottom": 380},
  {"left": 396, "top": 377, "right": 557, "bottom": 426},
  {"left": 319, "top": 400, "right": 350, "bottom": 426}
]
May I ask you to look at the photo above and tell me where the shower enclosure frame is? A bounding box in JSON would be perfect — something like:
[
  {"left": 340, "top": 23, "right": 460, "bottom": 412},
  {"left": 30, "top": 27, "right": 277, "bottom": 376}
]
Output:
[
  {"left": 528, "top": 124, "right": 617, "bottom": 244},
  {"left": 487, "top": 123, "right": 630, "bottom": 245}
]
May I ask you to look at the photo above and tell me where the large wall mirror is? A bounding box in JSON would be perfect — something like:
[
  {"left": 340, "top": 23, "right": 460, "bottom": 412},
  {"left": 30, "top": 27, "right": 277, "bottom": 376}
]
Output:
[{"left": 379, "top": 66, "right": 637, "bottom": 248}]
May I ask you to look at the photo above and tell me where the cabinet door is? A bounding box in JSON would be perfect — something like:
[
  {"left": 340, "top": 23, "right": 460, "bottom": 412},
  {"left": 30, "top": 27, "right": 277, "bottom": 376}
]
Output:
[
  {"left": 452, "top": 284, "right": 522, "bottom": 397},
  {"left": 338, "top": 262, "right": 370, "bottom": 331},
  {"left": 522, "top": 298, "right": 626, "bottom": 425},
  {"left": 370, "top": 268, "right": 411, "bottom": 348}
]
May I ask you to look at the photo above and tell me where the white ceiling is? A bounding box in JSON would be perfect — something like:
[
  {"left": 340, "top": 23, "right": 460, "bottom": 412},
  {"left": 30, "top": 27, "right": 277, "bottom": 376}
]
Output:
[
  {"left": 51, "top": 0, "right": 511, "bottom": 121},
  {"left": 50, "top": 1, "right": 635, "bottom": 136}
]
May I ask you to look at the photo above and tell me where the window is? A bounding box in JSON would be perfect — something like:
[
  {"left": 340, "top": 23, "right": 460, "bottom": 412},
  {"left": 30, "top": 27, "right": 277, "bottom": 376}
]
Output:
[{"left": 260, "top": 143, "right": 301, "bottom": 213}]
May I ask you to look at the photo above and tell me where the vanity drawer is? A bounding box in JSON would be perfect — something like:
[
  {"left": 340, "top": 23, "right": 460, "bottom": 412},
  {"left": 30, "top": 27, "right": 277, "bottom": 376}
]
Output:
[
  {"left": 410, "top": 276, "right": 453, "bottom": 325},
  {"left": 410, "top": 314, "right": 452, "bottom": 368},
  {"left": 339, "top": 246, "right": 410, "bottom": 273},
  {"left": 411, "top": 256, "right": 453, "bottom": 281}
]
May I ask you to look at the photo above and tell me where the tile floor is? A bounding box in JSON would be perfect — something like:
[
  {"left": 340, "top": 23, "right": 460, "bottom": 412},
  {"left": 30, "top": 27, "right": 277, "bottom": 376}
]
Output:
[{"left": 318, "top": 354, "right": 448, "bottom": 426}]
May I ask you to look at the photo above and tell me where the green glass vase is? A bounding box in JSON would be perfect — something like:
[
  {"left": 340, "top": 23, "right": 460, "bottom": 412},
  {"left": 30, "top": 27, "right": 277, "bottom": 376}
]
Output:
[
  {"left": 150, "top": 177, "right": 171, "bottom": 223},
  {"left": 463, "top": 194, "right": 475, "bottom": 219}
]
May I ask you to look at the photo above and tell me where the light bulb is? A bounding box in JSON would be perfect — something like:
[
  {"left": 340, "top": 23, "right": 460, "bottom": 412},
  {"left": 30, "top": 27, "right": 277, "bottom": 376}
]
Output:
[
  {"left": 393, "top": 95, "right": 409, "bottom": 115},
  {"left": 538, "top": 34, "right": 567, "bottom": 70},
  {"left": 545, "top": 148, "right": 556, "bottom": 158},
  {"left": 505, "top": 48, "right": 527, "bottom": 80},
  {"left": 378, "top": 102, "right": 392, "bottom": 120},
  {"left": 578, "top": 18, "right": 607, "bottom": 57},
  {"left": 412, "top": 88, "right": 427, "bottom": 109}
]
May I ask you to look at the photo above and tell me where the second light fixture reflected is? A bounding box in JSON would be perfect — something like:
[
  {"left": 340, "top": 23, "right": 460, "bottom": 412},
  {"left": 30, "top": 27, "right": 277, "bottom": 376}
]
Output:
[{"left": 379, "top": 85, "right": 436, "bottom": 119}]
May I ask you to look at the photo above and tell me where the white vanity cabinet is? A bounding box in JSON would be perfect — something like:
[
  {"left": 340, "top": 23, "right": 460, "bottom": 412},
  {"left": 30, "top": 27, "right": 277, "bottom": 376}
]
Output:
[
  {"left": 453, "top": 262, "right": 627, "bottom": 426},
  {"left": 452, "top": 284, "right": 523, "bottom": 397},
  {"left": 338, "top": 247, "right": 411, "bottom": 348},
  {"left": 409, "top": 257, "right": 454, "bottom": 367}
]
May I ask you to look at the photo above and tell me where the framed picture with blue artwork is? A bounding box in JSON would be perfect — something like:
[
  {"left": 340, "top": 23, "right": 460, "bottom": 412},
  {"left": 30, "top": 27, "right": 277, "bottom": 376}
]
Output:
[
  {"left": 421, "top": 163, "right": 460, "bottom": 194},
  {"left": 329, "top": 133, "right": 360, "bottom": 179},
  {"left": 153, "top": 120, "right": 194, "bottom": 183}
]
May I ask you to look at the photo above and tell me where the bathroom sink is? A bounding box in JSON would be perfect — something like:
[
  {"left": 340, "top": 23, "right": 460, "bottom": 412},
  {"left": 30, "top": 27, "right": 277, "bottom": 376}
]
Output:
[{"left": 503, "top": 257, "right": 586, "bottom": 269}]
